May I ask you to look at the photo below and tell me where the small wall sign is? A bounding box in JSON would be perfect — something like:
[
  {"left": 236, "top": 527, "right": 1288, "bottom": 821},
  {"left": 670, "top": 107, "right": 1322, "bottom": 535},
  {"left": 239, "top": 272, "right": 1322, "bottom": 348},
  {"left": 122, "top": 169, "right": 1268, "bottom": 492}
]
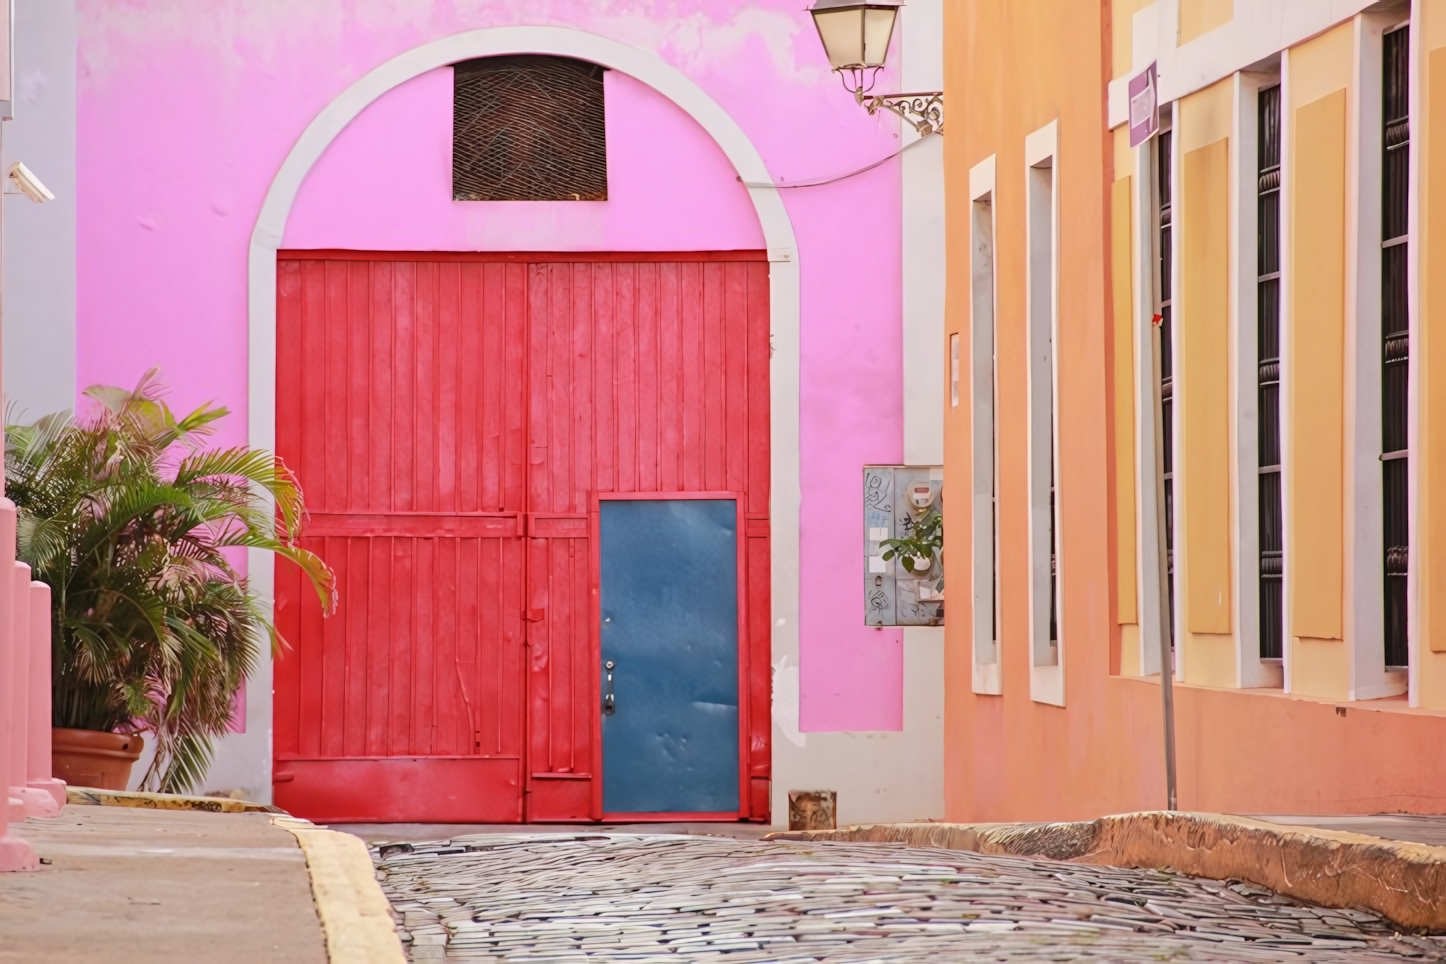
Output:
[{"left": 1129, "top": 61, "right": 1158, "bottom": 148}]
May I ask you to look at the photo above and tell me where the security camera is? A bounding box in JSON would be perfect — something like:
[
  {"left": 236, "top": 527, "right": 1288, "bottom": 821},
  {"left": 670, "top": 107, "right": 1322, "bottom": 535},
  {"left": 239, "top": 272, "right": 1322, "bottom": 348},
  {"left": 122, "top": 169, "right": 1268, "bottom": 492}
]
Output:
[{"left": 6, "top": 162, "right": 54, "bottom": 203}]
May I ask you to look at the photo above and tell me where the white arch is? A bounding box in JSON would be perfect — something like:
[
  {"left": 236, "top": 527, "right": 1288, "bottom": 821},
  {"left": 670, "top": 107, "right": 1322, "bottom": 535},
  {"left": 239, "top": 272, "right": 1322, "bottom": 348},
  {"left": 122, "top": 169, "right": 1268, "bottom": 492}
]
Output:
[{"left": 245, "top": 25, "right": 801, "bottom": 799}]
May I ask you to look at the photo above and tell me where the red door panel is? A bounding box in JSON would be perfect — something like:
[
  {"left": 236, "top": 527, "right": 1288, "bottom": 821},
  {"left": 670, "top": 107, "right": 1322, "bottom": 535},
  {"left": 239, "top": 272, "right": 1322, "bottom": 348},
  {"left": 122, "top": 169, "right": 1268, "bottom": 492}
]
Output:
[
  {"left": 275, "top": 252, "right": 771, "bottom": 823},
  {"left": 274, "top": 258, "right": 529, "bottom": 822}
]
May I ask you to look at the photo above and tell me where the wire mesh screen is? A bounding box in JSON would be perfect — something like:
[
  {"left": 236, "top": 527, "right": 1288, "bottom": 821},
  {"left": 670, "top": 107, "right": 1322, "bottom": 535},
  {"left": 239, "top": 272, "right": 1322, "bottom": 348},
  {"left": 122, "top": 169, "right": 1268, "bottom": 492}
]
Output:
[{"left": 453, "top": 55, "right": 607, "bottom": 202}]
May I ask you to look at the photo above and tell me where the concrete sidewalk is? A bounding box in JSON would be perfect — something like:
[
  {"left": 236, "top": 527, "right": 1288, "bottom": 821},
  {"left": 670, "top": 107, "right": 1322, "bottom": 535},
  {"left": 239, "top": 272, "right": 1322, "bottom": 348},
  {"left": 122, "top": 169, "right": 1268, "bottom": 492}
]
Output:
[{"left": 0, "top": 806, "right": 326, "bottom": 963}]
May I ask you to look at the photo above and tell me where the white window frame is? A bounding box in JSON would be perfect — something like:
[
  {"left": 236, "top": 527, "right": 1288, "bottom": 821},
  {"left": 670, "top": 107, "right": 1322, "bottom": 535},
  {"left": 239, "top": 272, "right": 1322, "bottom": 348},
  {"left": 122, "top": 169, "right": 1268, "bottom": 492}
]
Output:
[
  {"left": 969, "top": 155, "right": 1001, "bottom": 695},
  {"left": 1343, "top": 13, "right": 1410, "bottom": 701},
  {"left": 1231, "top": 68, "right": 1287, "bottom": 690},
  {"left": 1134, "top": 118, "right": 1167, "bottom": 678},
  {"left": 1026, "top": 121, "right": 1064, "bottom": 706}
]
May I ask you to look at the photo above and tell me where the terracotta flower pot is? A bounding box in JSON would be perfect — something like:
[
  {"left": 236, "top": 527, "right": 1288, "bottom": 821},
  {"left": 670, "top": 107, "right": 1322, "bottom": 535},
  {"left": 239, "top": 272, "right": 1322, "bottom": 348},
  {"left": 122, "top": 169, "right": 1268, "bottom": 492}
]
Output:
[{"left": 51, "top": 728, "right": 144, "bottom": 791}]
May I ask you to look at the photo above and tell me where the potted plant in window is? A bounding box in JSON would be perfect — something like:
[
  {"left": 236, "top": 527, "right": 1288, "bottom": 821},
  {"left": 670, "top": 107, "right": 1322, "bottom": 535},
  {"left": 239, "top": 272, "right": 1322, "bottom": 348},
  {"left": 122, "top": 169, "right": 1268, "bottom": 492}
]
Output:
[{"left": 5, "top": 372, "right": 334, "bottom": 793}]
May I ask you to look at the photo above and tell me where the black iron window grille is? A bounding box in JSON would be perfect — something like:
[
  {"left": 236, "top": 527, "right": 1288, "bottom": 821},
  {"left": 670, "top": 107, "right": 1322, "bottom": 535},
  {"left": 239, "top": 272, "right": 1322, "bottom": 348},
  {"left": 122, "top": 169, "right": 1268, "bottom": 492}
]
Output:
[
  {"left": 453, "top": 55, "right": 608, "bottom": 202},
  {"left": 1257, "top": 85, "right": 1284, "bottom": 661},
  {"left": 1382, "top": 26, "right": 1410, "bottom": 670},
  {"left": 1158, "top": 130, "right": 1175, "bottom": 651}
]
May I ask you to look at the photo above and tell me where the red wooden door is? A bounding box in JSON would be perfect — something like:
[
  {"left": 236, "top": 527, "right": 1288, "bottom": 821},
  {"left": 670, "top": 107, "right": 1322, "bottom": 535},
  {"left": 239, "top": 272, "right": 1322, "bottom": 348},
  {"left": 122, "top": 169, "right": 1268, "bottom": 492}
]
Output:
[{"left": 274, "top": 252, "right": 772, "bottom": 823}]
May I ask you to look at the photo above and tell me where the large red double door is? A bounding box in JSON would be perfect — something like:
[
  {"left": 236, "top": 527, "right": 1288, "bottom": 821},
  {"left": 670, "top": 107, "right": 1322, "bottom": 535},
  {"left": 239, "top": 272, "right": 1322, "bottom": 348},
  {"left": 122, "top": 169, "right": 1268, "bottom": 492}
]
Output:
[{"left": 271, "top": 251, "right": 772, "bottom": 823}]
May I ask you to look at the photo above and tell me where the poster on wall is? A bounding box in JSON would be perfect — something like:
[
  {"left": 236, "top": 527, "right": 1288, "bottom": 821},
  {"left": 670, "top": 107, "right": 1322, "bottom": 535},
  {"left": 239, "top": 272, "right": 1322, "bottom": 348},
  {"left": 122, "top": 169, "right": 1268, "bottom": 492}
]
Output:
[{"left": 863, "top": 465, "right": 944, "bottom": 627}]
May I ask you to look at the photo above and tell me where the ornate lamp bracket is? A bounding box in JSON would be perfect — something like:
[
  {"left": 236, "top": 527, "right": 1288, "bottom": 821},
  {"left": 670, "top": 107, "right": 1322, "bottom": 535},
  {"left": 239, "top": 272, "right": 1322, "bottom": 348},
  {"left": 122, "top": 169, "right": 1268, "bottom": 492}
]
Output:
[{"left": 856, "top": 89, "right": 944, "bottom": 136}]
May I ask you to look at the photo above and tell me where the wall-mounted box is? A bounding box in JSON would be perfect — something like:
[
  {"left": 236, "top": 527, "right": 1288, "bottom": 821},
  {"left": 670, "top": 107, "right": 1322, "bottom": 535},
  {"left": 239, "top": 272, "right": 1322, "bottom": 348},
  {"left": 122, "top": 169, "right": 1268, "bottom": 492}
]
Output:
[{"left": 863, "top": 465, "right": 944, "bottom": 626}]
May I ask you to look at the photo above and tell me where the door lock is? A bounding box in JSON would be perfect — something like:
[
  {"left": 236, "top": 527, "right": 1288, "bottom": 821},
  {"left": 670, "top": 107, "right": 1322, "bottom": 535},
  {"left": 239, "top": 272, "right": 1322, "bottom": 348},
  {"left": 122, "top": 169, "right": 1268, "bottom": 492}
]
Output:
[{"left": 603, "top": 660, "right": 616, "bottom": 716}]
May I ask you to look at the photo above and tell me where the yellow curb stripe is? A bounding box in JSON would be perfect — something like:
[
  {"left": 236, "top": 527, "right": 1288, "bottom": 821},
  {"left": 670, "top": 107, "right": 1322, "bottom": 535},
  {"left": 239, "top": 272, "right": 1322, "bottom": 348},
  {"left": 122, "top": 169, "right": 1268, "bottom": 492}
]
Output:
[{"left": 272, "top": 817, "right": 407, "bottom": 964}]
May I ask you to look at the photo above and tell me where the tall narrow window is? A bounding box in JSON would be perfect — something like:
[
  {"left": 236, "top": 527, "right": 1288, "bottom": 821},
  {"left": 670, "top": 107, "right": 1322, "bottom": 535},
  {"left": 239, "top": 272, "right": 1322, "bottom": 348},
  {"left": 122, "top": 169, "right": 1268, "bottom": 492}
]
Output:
[
  {"left": 1158, "top": 130, "right": 1176, "bottom": 649},
  {"left": 1257, "top": 86, "right": 1284, "bottom": 660},
  {"left": 970, "top": 195, "right": 999, "bottom": 677},
  {"left": 1027, "top": 158, "right": 1058, "bottom": 668},
  {"left": 1382, "top": 26, "right": 1411, "bottom": 669}
]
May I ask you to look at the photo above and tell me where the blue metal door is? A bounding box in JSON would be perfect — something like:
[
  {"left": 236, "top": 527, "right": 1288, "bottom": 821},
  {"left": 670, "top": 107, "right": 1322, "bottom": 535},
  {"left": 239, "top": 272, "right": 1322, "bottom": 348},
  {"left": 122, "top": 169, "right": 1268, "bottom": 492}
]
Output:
[{"left": 599, "top": 499, "right": 740, "bottom": 814}]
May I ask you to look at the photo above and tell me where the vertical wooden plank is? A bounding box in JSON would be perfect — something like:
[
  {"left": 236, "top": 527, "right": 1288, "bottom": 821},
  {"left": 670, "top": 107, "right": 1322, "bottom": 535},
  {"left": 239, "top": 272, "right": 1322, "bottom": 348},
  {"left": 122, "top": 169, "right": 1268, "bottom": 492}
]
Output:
[
  {"left": 324, "top": 262, "right": 350, "bottom": 509},
  {"left": 680, "top": 262, "right": 704, "bottom": 490},
  {"left": 528, "top": 265, "right": 551, "bottom": 514},
  {"left": 274, "top": 261, "right": 304, "bottom": 757},
  {"left": 343, "top": 538, "right": 370, "bottom": 757},
  {"left": 527, "top": 534, "right": 552, "bottom": 772},
  {"left": 506, "top": 264, "right": 528, "bottom": 514},
  {"left": 572, "top": 265, "right": 595, "bottom": 512},
  {"left": 549, "top": 538, "right": 573, "bottom": 769},
  {"left": 502, "top": 537, "right": 524, "bottom": 756},
  {"left": 616, "top": 264, "right": 639, "bottom": 494},
  {"left": 459, "top": 263, "right": 483, "bottom": 514},
  {"left": 299, "top": 537, "right": 328, "bottom": 759},
  {"left": 636, "top": 263, "right": 660, "bottom": 492},
  {"left": 478, "top": 536, "right": 501, "bottom": 755},
  {"left": 594, "top": 264, "right": 618, "bottom": 494},
  {"left": 438, "top": 262, "right": 461, "bottom": 514},
  {"left": 550, "top": 265, "right": 573, "bottom": 513},
  {"left": 414, "top": 263, "right": 437, "bottom": 513},
  {"left": 571, "top": 536, "right": 592, "bottom": 774},
  {"left": 393, "top": 263, "right": 417, "bottom": 513},
  {"left": 296, "top": 261, "right": 329, "bottom": 759},
  {"left": 369, "top": 263, "right": 394, "bottom": 514},
  {"left": 702, "top": 262, "right": 727, "bottom": 490},
  {"left": 414, "top": 537, "right": 436, "bottom": 754},
  {"left": 366, "top": 536, "right": 390, "bottom": 756},
  {"left": 319, "top": 535, "right": 347, "bottom": 757},
  {"left": 480, "top": 264, "right": 504, "bottom": 513},
  {"left": 657, "top": 263, "right": 682, "bottom": 491},
  {"left": 746, "top": 262, "right": 772, "bottom": 516},
  {"left": 458, "top": 537, "right": 476, "bottom": 757},
  {"left": 723, "top": 262, "right": 749, "bottom": 492},
  {"left": 347, "top": 261, "right": 370, "bottom": 511},
  {"left": 390, "top": 537, "right": 415, "bottom": 756},
  {"left": 433, "top": 534, "right": 460, "bottom": 754}
]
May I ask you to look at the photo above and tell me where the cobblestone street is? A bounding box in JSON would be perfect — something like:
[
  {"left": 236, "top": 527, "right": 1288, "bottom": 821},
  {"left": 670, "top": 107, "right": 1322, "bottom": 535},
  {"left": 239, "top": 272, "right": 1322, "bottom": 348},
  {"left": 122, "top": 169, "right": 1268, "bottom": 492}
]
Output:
[{"left": 374, "top": 833, "right": 1446, "bottom": 962}]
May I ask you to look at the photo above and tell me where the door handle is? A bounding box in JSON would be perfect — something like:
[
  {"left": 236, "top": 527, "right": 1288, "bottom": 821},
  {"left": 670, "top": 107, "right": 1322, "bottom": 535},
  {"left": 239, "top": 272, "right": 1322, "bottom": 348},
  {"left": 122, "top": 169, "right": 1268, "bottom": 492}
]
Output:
[{"left": 603, "top": 660, "right": 616, "bottom": 716}]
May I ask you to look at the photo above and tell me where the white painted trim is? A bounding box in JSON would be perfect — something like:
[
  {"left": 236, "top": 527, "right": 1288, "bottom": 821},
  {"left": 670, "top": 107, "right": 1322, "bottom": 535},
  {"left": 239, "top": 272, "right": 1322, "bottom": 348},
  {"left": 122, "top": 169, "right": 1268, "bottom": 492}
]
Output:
[
  {"left": 1168, "top": 110, "right": 1184, "bottom": 680},
  {"left": 1025, "top": 120, "right": 1063, "bottom": 706},
  {"left": 1345, "top": 13, "right": 1408, "bottom": 702},
  {"left": 1024, "top": 121, "right": 1057, "bottom": 170},
  {"left": 246, "top": 25, "right": 800, "bottom": 807},
  {"left": 1406, "top": 1, "right": 1422, "bottom": 707},
  {"left": 969, "top": 155, "right": 996, "bottom": 203},
  {"left": 1231, "top": 70, "right": 1285, "bottom": 690},
  {"left": 1134, "top": 137, "right": 1165, "bottom": 679},
  {"left": 1279, "top": 48, "right": 1296, "bottom": 693},
  {"left": 1111, "top": 0, "right": 1382, "bottom": 127},
  {"left": 901, "top": 0, "right": 943, "bottom": 467},
  {"left": 968, "top": 155, "right": 1000, "bottom": 695}
]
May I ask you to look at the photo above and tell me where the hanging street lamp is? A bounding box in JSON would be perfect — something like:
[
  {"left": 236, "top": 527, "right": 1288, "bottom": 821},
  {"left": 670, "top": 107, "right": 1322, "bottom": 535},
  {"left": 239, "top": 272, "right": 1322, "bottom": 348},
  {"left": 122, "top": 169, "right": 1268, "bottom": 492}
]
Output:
[{"left": 808, "top": 0, "right": 944, "bottom": 135}]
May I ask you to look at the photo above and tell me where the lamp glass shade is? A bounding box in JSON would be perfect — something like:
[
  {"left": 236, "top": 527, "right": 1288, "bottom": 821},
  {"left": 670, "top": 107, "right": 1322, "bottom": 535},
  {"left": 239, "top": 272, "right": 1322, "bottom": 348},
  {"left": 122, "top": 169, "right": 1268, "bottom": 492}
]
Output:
[
  {"left": 810, "top": 2, "right": 899, "bottom": 70},
  {"left": 861, "top": 7, "right": 897, "bottom": 66}
]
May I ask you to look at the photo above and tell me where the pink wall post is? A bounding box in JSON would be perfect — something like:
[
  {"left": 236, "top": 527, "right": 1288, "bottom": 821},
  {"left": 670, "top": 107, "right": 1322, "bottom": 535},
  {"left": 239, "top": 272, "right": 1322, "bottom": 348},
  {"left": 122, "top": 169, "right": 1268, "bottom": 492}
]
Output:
[
  {"left": 75, "top": 1, "right": 907, "bottom": 737},
  {"left": 27, "top": 581, "right": 64, "bottom": 809}
]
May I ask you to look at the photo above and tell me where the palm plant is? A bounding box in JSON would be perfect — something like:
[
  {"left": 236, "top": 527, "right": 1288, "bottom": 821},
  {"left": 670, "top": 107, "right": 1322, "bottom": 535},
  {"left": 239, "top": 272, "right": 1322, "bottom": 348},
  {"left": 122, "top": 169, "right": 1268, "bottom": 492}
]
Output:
[{"left": 5, "top": 371, "right": 334, "bottom": 793}]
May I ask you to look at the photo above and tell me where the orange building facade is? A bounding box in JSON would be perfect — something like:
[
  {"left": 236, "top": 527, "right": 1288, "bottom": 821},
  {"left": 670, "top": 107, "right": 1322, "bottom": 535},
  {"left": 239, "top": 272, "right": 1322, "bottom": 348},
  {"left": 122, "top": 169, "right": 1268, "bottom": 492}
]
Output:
[{"left": 943, "top": 0, "right": 1446, "bottom": 821}]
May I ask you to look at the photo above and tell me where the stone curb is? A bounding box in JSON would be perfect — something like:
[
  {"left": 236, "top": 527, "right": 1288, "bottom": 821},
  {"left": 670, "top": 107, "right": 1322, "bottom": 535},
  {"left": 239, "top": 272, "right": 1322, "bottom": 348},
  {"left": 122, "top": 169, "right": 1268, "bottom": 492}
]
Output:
[
  {"left": 66, "top": 786, "right": 284, "bottom": 813},
  {"left": 272, "top": 817, "right": 407, "bottom": 964},
  {"left": 767, "top": 811, "right": 1446, "bottom": 932}
]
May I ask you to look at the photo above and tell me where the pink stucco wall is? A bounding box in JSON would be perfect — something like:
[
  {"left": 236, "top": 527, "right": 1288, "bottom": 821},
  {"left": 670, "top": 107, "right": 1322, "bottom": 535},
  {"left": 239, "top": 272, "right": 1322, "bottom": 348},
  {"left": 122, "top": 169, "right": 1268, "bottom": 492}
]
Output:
[{"left": 75, "top": 1, "right": 904, "bottom": 732}]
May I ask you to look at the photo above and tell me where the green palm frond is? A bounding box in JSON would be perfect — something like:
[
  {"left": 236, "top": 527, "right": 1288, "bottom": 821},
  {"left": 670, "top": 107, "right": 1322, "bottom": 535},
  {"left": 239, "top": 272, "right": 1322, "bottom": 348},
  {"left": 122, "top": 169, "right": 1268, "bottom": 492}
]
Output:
[{"left": 8, "top": 372, "right": 335, "bottom": 794}]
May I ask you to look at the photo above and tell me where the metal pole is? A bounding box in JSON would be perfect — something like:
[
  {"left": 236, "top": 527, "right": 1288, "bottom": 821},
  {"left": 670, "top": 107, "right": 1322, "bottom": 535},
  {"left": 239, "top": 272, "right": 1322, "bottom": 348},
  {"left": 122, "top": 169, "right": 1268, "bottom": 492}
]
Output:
[{"left": 1159, "top": 626, "right": 1177, "bottom": 811}]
